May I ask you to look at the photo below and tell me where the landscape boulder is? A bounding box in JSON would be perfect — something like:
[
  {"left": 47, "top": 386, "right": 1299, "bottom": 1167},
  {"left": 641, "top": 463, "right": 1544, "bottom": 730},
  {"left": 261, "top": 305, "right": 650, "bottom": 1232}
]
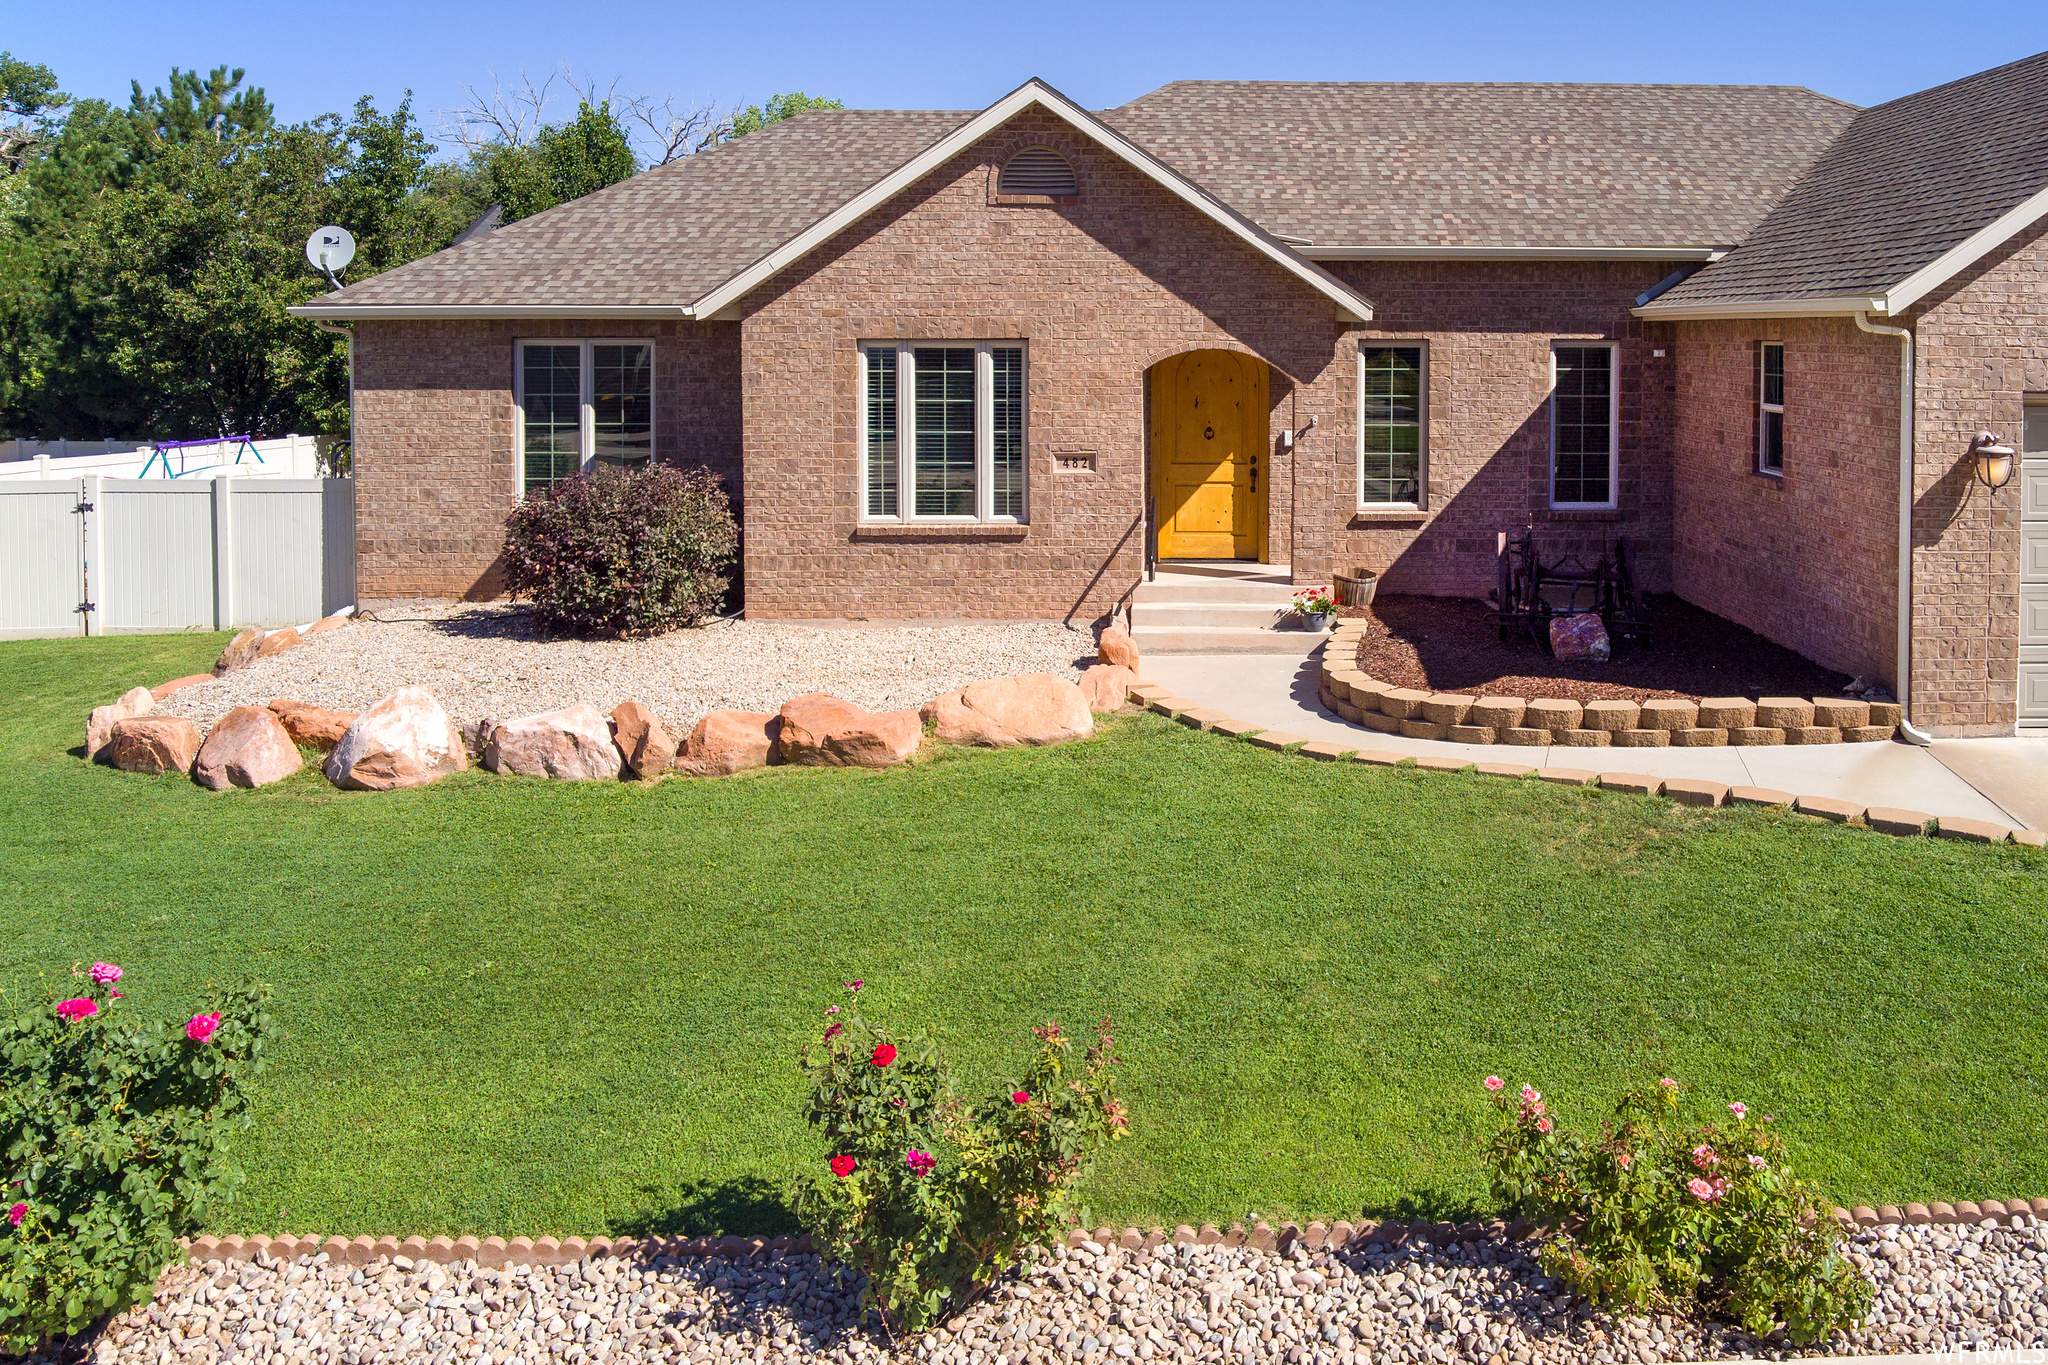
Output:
[
  {"left": 776, "top": 693, "right": 922, "bottom": 768},
  {"left": 610, "top": 701, "right": 677, "bottom": 780},
  {"left": 1076, "top": 663, "right": 1138, "bottom": 713},
  {"left": 675, "top": 710, "right": 780, "bottom": 777},
  {"left": 193, "top": 705, "right": 303, "bottom": 790},
  {"left": 105, "top": 716, "right": 202, "bottom": 775},
  {"left": 484, "top": 703, "right": 625, "bottom": 781},
  {"left": 150, "top": 674, "right": 215, "bottom": 701},
  {"left": 253, "top": 627, "right": 302, "bottom": 661},
  {"left": 923, "top": 673, "right": 1095, "bottom": 748},
  {"left": 268, "top": 698, "right": 357, "bottom": 750},
  {"left": 213, "top": 629, "right": 262, "bottom": 676},
  {"left": 324, "top": 687, "right": 468, "bottom": 791},
  {"left": 1097, "top": 623, "right": 1141, "bottom": 672},
  {"left": 304, "top": 611, "right": 352, "bottom": 636},
  {"left": 86, "top": 686, "right": 155, "bottom": 760}
]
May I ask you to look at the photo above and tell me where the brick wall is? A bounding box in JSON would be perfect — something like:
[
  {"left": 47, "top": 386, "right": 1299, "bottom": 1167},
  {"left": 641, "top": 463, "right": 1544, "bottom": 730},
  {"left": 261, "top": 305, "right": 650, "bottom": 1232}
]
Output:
[
  {"left": 1906, "top": 220, "right": 2048, "bottom": 735},
  {"left": 351, "top": 319, "right": 739, "bottom": 601},
  {"left": 1667, "top": 316, "right": 1898, "bottom": 690},
  {"left": 1299, "top": 261, "right": 1680, "bottom": 596},
  {"left": 734, "top": 108, "right": 1340, "bottom": 621}
]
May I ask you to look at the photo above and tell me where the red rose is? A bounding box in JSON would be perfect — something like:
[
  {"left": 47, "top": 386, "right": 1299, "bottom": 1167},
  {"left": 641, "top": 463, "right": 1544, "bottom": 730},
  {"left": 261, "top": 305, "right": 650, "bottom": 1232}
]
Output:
[
  {"left": 830, "top": 1155, "right": 856, "bottom": 1178},
  {"left": 871, "top": 1043, "right": 897, "bottom": 1068}
]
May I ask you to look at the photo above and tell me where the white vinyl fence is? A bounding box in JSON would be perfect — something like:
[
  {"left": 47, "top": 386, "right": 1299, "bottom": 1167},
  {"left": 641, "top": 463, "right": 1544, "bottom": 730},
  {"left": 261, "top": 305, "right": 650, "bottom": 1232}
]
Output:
[
  {"left": 0, "top": 474, "right": 355, "bottom": 639},
  {"left": 0, "top": 434, "right": 324, "bottom": 482}
]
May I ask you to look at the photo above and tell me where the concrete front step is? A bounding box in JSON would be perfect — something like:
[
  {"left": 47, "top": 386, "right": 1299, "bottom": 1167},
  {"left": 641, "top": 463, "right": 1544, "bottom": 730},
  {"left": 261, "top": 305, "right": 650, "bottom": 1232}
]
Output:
[
  {"left": 1131, "top": 601, "right": 1291, "bottom": 629},
  {"left": 1130, "top": 624, "right": 1331, "bottom": 655},
  {"left": 1131, "top": 579, "right": 1300, "bottom": 605}
]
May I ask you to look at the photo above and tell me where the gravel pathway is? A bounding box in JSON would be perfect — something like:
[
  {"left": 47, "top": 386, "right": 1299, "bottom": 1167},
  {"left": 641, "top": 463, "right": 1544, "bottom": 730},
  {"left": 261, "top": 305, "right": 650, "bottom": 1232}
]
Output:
[
  {"left": 28, "top": 1217, "right": 2045, "bottom": 1365},
  {"left": 153, "top": 606, "right": 1098, "bottom": 735}
]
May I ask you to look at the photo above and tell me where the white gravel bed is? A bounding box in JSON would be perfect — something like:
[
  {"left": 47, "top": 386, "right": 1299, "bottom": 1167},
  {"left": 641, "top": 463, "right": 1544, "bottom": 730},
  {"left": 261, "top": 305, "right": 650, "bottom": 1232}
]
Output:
[
  {"left": 152, "top": 605, "right": 1098, "bottom": 735},
  {"left": 30, "top": 1217, "right": 2046, "bottom": 1365}
]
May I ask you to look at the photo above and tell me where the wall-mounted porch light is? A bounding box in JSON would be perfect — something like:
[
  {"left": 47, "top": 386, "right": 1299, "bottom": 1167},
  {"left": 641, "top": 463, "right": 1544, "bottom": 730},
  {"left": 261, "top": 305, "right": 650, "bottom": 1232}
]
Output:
[{"left": 1969, "top": 430, "right": 2015, "bottom": 491}]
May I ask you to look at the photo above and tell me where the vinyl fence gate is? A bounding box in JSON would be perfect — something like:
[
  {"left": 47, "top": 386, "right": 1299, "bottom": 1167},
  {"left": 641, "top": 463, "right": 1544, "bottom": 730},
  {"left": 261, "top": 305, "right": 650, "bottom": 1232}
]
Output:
[{"left": 0, "top": 476, "right": 355, "bottom": 639}]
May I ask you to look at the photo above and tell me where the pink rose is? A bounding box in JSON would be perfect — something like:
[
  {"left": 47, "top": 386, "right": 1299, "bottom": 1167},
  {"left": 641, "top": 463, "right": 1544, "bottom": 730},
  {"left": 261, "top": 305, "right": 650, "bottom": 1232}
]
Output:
[
  {"left": 7, "top": 1203, "right": 24, "bottom": 1227},
  {"left": 825, "top": 1005, "right": 839, "bottom": 1015},
  {"left": 1616, "top": 1152, "right": 1632, "bottom": 1170},
  {"left": 1012, "top": 1091, "right": 1030, "bottom": 1105},
  {"left": 1728, "top": 1102, "right": 1748, "bottom": 1119},
  {"left": 1658, "top": 1078, "right": 1678, "bottom": 1089},
  {"left": 54, "top": 998, "right": 96, "bottom": 1022},
  {"left": 1537, "top": 1116, "right": 1553, "bottom": 1134},
  {"left": 90, "top": 963, "right": 123, "bottom": 985},
  {"left": 1692, "top": 1144, "right": 1718, "bottom": 1168},
  {"left": 905, "top": 1149, "right": 936, "bottom": 1179},
  {"left": 1483, "top": 1076, "right": 1505, "bottom": 1091},
  {"left": 186, "top": 1012, "right": 222, "bottom": 1043},
  {"left": 1519, "top": 1084, "right": 1539, "bottom": 1104},
  {"left": 1749, "top": 1155, "right": 1768, "bottom": 1170},
  {"left": 1687, "top": 1177, "right": 1718, "bottom": 1201}
]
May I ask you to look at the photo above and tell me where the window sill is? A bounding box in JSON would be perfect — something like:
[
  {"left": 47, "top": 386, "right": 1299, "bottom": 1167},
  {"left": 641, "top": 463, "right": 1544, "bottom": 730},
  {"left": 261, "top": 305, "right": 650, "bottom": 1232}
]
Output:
[
  {"left": 1545, "top": 508, "right": 1623, "bottom": 522},
  {"left": 1753, "top": 467, "right": 1785, "bottom": 486},
  {"left": 1350, "top": 508, "right": 1428, "bottom": 526},
  {"left": 852, "top": 523, "right": 1030, "bottom": 540}
]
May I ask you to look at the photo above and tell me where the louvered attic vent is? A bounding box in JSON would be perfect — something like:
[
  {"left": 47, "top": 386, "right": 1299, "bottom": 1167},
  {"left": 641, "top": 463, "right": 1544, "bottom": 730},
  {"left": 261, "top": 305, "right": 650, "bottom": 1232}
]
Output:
[{"left": 1000, "top": 147, "right": 1078, "bottom": 197}]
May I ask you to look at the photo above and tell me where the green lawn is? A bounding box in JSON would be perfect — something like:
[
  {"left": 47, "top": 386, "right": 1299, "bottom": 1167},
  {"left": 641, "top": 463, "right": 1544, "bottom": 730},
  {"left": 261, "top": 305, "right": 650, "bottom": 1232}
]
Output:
[{"left": 3, "top": 632, "right": 2044, "bottom": 1239}]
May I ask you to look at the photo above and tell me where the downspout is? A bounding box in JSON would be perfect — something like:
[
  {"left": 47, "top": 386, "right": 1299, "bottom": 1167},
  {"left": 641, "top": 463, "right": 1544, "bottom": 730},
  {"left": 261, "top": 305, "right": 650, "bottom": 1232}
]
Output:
[{"left": 1855, "top": 311, "right": 1936, "bottom": 745}]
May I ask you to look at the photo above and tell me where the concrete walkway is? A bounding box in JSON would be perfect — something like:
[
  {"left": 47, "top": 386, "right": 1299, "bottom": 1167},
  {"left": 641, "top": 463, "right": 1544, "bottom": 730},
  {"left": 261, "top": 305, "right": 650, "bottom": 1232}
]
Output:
[{"left": 1142, "top": 650, "right": 2048, "bottom": 830}]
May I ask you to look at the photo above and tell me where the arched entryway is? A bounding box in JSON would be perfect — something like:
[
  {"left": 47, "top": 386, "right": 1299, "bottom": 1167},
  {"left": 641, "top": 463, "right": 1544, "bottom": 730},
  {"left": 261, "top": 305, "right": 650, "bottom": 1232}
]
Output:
[{"left": 1148, "top": 349, "right": 1268, "bottom": 563}]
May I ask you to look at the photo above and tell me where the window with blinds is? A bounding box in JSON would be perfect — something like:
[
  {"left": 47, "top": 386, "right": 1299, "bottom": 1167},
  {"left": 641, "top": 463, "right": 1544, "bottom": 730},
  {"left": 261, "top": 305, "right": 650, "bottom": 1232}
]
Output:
[
  {"left": 999, "top": 147, "right": 1078, "bottom": 197},
  {"left": 861, "top": 341, "right": 1028, "bottom": 522},
  {"left": 1550, "top": 344, "right": 1616, "bottom": 507},
  {"left": 1359, "top": 346, "right": 1424, "bottom": 506},
  {"left": 1757, "top": 343, "right": 1785, "bottom": 475},
  {"left": 515, "top": 339, "right": 655, "bottom": 495}
]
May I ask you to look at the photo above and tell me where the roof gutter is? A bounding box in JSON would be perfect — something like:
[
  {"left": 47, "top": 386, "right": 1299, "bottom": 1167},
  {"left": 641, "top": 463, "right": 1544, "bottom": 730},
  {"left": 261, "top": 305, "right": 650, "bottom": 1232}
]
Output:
[
  {"left": 284, "top": 304, "right": 698, "bottom": 321},
  {"left": 1631, "top": 295, "right": 1887, "bottom": 321},
  {"left": 1306, "top": 245, "right": 1726, "bottom": 262},
  {"left": 1855, "top": 310, "right": 1934, "bottom": 746}
]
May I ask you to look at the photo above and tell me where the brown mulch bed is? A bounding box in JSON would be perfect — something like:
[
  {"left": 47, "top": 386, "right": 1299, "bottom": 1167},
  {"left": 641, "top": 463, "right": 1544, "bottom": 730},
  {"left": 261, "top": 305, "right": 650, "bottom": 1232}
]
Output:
[{"left": 1341, "top": 594, "right": 1856, "bottom": 705}]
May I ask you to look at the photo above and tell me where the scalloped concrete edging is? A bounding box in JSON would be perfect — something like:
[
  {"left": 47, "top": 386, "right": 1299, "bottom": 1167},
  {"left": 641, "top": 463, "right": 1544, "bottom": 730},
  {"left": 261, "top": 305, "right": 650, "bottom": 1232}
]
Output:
[
  {"left": 180, "top": 1195, "right": 2048, "bottom": 1271},
  {"left": 1319, "top": 623, "right": 1898, "bottom": 749},
  {"left": 1126, "top": 672, "right": 2044, "bottom": 852}
]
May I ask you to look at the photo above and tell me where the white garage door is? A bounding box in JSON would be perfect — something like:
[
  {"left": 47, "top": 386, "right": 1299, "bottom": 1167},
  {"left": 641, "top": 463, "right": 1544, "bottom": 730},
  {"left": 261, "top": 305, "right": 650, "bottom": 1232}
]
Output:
[{"left": 2023, "top": 397, "right": 2048, "bottom": 725}]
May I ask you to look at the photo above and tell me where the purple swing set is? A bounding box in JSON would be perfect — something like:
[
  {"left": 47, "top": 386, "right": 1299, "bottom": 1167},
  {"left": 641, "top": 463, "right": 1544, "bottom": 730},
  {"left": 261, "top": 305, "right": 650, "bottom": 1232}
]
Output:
[{"left": 137, "top": 434, "right": 264, "bottom": 479}]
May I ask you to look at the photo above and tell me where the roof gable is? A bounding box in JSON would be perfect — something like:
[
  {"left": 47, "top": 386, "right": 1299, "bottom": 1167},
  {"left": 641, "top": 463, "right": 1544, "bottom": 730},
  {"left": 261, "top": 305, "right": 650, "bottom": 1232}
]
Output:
[{"left": 1642, "top": 49, "right": 2048, "bottom": 317}]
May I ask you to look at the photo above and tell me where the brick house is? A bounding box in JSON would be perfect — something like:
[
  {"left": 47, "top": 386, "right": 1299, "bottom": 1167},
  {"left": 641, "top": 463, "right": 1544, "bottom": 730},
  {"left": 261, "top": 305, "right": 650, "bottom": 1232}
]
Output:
[{"left": 293, "top": 52, "right": 2048, "bottom": 736}]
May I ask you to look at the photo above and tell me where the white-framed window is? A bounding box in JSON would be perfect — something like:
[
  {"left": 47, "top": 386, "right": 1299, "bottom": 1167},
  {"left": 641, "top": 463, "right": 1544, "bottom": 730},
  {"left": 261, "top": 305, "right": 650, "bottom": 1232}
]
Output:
[
  {"left": 514, "top": 339, "right": 654, "bottom": 496},
  {"left": 1549, "top": 342, "right": 1618, "bottom": 509},
  {"left": 860, "top": 341, "right": 1026, "bottom": 522},
  {"left": 1357, "top": 343, "right": 1426, "bottom": 507},
  {"left": 1757, "top": 342, "right": 1785, "bottom": 476}
]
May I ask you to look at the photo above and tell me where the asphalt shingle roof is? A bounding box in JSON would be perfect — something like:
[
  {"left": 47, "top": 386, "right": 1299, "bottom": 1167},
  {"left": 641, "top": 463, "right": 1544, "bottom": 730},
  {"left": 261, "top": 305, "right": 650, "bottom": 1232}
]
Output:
[
  {"left": 1654, "top": 50, "right": 2048, "bottom": 307},
  {"left": 1102, "top": 81, "right": 1857, "bottom": 249},
  {"left": 303, "top": 79, "right": 1863, "bottom": 313}
]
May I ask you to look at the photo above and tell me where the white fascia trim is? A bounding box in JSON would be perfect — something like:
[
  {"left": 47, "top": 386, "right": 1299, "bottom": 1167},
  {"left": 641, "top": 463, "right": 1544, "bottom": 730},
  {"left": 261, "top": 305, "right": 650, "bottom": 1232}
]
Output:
[
  {"left": 1630, "top": 296, "right": 1887, "bottom": 321},
  {"left": 285, "top": 304, "right": 697, "bottom": 320},
  {"left": 1305, "top": 245, "right": 1725, "bottom": 261},
  {"left": 686, "top": 78, "right": 1375, "bottom": 324},
  {"left": 1885, "top": 181, "right": 2048, "bottom": 313}
]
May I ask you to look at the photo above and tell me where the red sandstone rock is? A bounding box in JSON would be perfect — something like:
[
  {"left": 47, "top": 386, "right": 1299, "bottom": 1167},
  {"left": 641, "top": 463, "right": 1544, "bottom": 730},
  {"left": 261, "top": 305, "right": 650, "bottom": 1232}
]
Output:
[
  {"left": 923, "top": 673, "right": 1095, "bottom": 748},
  {"left": 324, "top": 687, "right": 468, "bottom": 791},
  {"left": 194, "top": 705, "right": 303, "bottom": 790},
  {"left": 150, "top": 674, "right": 215, "bottom": 702},
  {"left": 675, "top": 709, "right": 779, "bottom": 777},
  {"left": 484, "top": 704, "right": 625, "bottom": 781},
  {"left": 87, "top": 686, "right": 155, "bottom": 760},
  {"left": 304, "top": 612, "right": 351, "bottom": 636},
  {"left": 1097, "top": 624, "right": 1140, "bottom": 672},
  {"left": 268, "top": 699, "right": 357, "bottom": 750},
  {"left": 106, "top": 716, "right": 202, "bottom": 775},
  {"left": 1076, "top": 663, "right": 1139, "bottom": 713},
  {"left": 776, "top": 693, "right": 922, "bottom": 768},
  {"left": 253, "top": 627, "right": 302, "bottom": 661},
  {"left": 609, "top": 701, "right": 677, "bottom": 780}
]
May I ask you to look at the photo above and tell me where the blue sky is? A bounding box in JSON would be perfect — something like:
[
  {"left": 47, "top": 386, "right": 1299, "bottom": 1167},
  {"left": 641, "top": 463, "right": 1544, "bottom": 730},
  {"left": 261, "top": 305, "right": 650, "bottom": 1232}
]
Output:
[{"left": 12, "top": 0, "right": 2047, "bottom": 154}]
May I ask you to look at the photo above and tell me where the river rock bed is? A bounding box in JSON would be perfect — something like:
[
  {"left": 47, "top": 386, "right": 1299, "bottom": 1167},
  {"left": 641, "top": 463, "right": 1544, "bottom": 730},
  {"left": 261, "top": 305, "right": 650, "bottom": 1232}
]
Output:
[{"left": 17, "top": 1216, "right": 2044, "bottom": 1365}]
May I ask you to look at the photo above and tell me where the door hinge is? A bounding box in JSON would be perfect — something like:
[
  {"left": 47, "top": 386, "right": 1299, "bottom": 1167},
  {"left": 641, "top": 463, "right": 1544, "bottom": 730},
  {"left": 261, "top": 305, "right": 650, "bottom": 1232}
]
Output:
[
  {"left": 74, "top": 501, "right": 95, "bottom": 513},
  {"left": 76, "top": 601, "right": 96, "bottom": 614}
]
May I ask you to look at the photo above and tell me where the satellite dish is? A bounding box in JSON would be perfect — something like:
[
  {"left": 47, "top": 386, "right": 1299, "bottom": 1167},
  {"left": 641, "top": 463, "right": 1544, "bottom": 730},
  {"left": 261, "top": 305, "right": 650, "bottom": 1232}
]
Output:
[{"left": 306, "top": 226, "right": 356, "bottom": 287}]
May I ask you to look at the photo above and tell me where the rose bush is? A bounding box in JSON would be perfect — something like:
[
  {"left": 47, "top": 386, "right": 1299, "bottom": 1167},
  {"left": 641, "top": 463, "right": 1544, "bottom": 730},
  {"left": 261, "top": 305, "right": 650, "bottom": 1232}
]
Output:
[
  {"left": 793, "top": 983, "right": 1127, "bottom": 1335},
  {"left": 500, "top": 463, "right": 739, "bottom": 638},
  {"left": 1481, "top": 1075, "right": 1870, "bottom": 1345},
  {"left": 0, "top": 962, "right": 280, "bottom": 1352}
]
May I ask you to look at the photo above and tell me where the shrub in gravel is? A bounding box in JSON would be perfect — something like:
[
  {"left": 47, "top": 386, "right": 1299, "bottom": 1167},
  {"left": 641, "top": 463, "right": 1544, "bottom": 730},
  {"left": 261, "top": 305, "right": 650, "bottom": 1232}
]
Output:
[
  {"left": 1481, "top": 1074, "right": 1871, "bottom": 1345},
  {"left": 0, "top": 963, "right": 279, "bottom": 1352},
  {"left": 501, "top": 464, "right": 738, "bottom": 638},
  {"left": 794, "top": 982, "right": 1127, "bottom": 1334}
]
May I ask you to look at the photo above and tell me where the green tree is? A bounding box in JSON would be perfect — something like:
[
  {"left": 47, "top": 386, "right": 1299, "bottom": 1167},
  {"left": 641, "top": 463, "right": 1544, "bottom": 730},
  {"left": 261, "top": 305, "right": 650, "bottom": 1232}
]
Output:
[
  {"left": 127, "top": 65, "right": 273, "bottom": 145},
  {"left": 482, "top": 99, "right": 636, "bottom": 223},
  {"left": 726, "top": 91, "right": 843, "bottom": 139}
]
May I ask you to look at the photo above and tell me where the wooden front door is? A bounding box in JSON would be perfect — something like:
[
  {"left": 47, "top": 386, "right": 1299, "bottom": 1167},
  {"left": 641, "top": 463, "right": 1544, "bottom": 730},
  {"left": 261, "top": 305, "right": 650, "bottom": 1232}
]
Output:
[{"left": 1151, "top": 350, "right": 1267, "bottom": 560}]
